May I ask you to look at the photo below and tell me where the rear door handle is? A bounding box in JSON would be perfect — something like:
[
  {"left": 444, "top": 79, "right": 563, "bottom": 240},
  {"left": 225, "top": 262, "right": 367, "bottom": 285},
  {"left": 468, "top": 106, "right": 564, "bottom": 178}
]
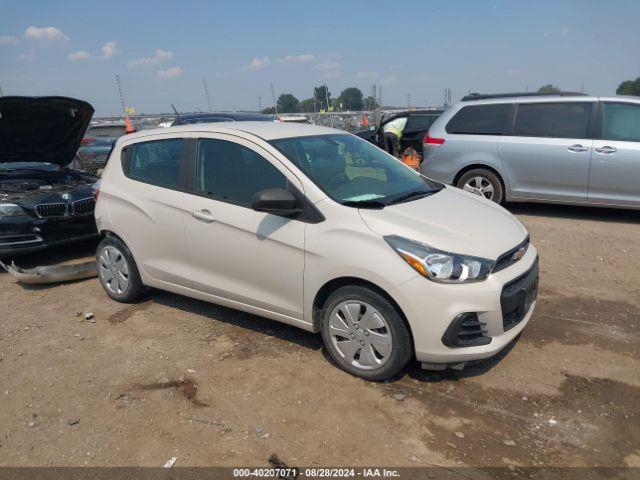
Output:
[
  {"left": 594, "top": 145, "right": 617, "bottom": 154},
  {"left": 191, "top": 209, "right": 215, "bottom": 223},
  {"left": 567, "top": 144, "right": 589, "bottom": 153}
]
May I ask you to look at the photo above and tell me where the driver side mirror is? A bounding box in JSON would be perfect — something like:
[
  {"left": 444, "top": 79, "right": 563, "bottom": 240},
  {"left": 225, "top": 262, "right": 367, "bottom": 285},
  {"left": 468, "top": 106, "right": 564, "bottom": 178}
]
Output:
[{"left": 251, "top": 188, "right": 301, "bottom": 215}]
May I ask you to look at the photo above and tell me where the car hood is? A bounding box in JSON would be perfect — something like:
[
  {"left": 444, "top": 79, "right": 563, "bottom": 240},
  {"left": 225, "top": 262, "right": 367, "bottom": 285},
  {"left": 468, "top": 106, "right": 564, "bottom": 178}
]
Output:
[
  {"left": 0, "top": 96, "right": 94, "bottom": 167},
  {"left": 359, "top": 187, "right": 528, "bottom": 260}
]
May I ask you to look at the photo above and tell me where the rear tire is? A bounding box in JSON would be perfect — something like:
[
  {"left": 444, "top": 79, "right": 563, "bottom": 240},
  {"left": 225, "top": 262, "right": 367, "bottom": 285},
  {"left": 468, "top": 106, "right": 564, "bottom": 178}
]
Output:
[
  {"left": 456, "top": 168, "right": 504, "bottom": 204},
  {"left": 320, "top": 286, "right": 412, "bottom": 381},
  {"left": 96, "top": 236, "right": 145, "bottom": 303}
]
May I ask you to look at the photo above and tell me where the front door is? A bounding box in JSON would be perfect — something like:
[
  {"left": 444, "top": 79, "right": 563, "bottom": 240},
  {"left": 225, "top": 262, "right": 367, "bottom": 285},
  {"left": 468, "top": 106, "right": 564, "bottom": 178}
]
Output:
[
  {"left": 183, "top": 135, "right": 306, "bottom": 320},
  {"left": 588, "top": 102, "right": 640, "bottom": 207},
  {"left": 498, "top": 101, "right": 595, "bottom": 203}
]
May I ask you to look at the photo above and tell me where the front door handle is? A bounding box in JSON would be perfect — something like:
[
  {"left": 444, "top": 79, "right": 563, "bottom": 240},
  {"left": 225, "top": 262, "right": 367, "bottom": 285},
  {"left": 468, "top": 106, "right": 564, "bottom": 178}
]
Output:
[
  {"left": 594, "top": 145, "right": 617, "bottom": 154},
  {"left": 191, "top": 209, "right": 215, "bottom": 223},
  {"left": 568, "top": 144, "right": 589, "bottom": 153}
]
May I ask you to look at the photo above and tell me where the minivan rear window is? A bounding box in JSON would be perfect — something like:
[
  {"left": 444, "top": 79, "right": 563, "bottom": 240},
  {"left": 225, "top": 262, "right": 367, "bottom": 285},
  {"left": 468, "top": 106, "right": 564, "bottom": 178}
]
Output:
[
  {"left": 513, "top": 102, "right": 592, "bottom": 138},
  {"left": 446, "top": 104, "right": 510, "bottom": 135}
]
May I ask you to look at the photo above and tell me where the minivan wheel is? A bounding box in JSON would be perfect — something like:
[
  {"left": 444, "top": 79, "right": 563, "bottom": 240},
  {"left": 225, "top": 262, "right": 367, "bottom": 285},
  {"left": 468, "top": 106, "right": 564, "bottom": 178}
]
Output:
[
  {"left": 457, "top": 168, "right": 504, "bottom": 204},
  {"left": 320, "top": 286, "right": 412, "bottom": 381},
  {"left": 96, "top": 236, "right": 145, "bottom": 303}
]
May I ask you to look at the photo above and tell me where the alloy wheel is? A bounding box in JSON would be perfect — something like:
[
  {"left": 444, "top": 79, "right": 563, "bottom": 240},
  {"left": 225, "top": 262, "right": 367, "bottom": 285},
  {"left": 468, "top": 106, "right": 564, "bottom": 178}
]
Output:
[{"left": 462, "top": 176, "right": 495, "bottom": 200}]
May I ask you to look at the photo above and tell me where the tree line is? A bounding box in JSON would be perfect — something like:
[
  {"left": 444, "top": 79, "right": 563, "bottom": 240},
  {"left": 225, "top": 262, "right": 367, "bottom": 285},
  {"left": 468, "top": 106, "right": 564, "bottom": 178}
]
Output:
[{"left": 263, "top": 86, "right": 379, "bottom": 114}]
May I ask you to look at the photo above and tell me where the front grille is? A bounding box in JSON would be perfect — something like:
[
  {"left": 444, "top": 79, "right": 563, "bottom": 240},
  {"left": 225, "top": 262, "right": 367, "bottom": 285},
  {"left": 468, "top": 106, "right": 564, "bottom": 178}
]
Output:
[
  {"left": 442, "top": 313, "right": 492, "bottom": 348},
  {"left": 494, "top": 236, "right": 530, "bottom": 273},
  {"left": 72, "top": 198, "right": 95, "bottom": 215},
  {"left": 501, "top": 257, "right": 539, "bottom": 331},
  {"left": 35, "top": 203, "right": 67, "bottom": 218}
]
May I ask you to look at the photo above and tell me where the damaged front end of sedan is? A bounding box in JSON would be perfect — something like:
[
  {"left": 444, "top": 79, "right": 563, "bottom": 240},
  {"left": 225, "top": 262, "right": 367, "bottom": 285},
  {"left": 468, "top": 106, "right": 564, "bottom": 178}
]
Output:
[{"left": 0, "top": 96, "right": 100, "bottom": 257}]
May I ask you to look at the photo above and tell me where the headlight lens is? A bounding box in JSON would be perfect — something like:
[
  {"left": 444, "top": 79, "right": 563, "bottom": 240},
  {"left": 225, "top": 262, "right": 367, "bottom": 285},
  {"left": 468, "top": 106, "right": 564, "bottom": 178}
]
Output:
[
  {"left": 0, "top": 203, "right": 26, "bottom": 217},
  {"left": 384, "top": 235, "right": 494, "bottom": 283}
]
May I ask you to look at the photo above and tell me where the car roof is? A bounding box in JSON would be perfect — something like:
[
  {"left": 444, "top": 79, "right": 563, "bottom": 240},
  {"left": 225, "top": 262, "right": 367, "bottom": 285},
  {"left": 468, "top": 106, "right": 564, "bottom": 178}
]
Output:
[
  {"left": 458, "top": 95, "right": 640, "bottom": 105},
  {"left": 124, "top": 121, "right": 343, "bottom": 141},
  {"left": 175, "top": 112, "right": 274, "bottom": 122}
]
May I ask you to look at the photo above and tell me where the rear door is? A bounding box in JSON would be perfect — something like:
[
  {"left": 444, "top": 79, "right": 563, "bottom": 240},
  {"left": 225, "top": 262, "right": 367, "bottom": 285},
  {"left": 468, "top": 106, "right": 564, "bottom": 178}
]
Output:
[
  {"left": 182, "top": 134, "right": 306, "bottom": 319},
  {"left": 498, "top": 101, "right": 595, "bottom": 203},
  {"left": 588, "top": 101, "right": 640, "bottom": 207},
  {"left": 118, "top": 136, "right": 192, "bottom": 285}
]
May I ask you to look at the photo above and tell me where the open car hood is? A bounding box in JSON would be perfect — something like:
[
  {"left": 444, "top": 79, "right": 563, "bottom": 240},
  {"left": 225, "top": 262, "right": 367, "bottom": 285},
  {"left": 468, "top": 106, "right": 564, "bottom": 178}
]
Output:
[{"left": 0, "top": 96, "right": 94, "bottom": 167}]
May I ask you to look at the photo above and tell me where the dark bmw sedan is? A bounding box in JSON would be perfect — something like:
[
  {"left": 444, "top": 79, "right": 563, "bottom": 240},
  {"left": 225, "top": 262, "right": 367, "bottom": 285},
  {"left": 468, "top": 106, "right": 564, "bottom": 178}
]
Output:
[{"left": 0, "top": 96, "right": 99, "bottom": 257}]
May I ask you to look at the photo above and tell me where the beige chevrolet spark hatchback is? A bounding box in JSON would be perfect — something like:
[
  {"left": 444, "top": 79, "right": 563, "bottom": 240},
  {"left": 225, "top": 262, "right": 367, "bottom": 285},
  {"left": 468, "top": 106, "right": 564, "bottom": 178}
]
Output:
[{"left": 95, "top": 122, "right": 538, "bottom": 380}]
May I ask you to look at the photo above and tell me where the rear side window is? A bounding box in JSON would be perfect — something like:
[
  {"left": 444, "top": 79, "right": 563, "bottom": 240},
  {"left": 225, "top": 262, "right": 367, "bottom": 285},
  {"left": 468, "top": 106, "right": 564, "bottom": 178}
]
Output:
[
  {"left": 602, "top": 102, "right": 640, "bottom": 142},
  {"left": 445, "top": 104, "right": 510, "bottom": 135},
  {"left": 513, "top": 102, "right": 592, "bottom": 138},
  {"left": 404, "top": 114, "right": 438, "bottom": 132},
  {"left": 196, "top": 138, "right": 287, "bottom": 207},
  {"left": 87, "top": 125, "right": 125, "bottom": 137},
  {"left": 125, "top": 138, "right": 184, "bottom": 188}
]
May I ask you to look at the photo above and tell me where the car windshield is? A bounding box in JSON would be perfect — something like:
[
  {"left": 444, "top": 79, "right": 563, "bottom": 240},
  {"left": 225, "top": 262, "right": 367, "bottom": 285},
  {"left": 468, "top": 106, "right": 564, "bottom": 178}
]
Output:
[
  {"left": 0, "top": 162, "right": 61, "bottom": 172},
  {"left": 270, "top": 134, "right": 442, "bottom": 207}
]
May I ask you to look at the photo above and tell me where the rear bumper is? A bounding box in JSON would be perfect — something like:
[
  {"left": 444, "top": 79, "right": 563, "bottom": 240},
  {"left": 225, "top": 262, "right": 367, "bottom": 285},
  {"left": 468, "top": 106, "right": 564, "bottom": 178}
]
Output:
[
  {"left": 389, "top": 244, "right": 539, "bottom": 365},
  {"left": 0, "top": 214, "right": 98, "bottom": 257}
]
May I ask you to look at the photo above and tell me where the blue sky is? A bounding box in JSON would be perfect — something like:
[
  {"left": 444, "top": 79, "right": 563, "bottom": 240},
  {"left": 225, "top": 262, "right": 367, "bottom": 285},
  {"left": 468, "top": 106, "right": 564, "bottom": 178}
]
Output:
[{"left": 1, "top": 0, "right": 639, "bottom": 115}]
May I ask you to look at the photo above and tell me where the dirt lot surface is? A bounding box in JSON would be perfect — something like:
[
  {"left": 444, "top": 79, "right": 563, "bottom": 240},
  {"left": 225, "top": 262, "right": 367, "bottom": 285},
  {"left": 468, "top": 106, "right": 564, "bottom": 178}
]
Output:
[{"left": 1, "top": 203, "right": 639, "bottom": 471}]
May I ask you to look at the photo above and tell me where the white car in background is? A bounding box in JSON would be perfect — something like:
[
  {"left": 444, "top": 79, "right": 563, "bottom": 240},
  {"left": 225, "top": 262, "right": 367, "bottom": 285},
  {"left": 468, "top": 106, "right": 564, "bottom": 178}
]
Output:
[{"left": 94, "top": 122, "right": 538, "bottom": 380}]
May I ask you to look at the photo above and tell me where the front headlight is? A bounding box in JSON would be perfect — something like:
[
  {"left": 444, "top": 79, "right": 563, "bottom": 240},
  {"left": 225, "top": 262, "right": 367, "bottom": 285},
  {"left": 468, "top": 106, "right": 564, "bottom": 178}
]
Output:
[
  {"left": 384, "top": 235, "right": 494, "bottom": 283},
  {"left": 0, "top": 203, "right": 26, "bottom": 217}
]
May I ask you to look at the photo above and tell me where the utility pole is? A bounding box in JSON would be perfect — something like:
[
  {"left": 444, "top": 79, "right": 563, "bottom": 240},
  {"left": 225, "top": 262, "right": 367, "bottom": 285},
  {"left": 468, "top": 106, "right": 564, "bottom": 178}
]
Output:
[
  {"left": 270, "top": 83, "right": 278, "bottom": 115},
  {"left": 115, "top": 75, "right": 127, "bottom": 116},
  {"left": 407, "top": 94, "right": 411, "bottom": 110},
  {"left": 258, "top": 96, "right": 262, "bottom": 112},
  {"left": 0, "top": 83, "right": 4, "bottom": 97},
  {"left": 202, "top": 78, "right": 212, "bottom": 112},
  {"left": 325, "top": 84, "right": 333, "bottom": 127}
]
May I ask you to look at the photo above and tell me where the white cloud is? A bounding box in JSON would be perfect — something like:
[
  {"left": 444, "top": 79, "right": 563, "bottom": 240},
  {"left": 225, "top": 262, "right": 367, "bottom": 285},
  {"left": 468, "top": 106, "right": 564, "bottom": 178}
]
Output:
[
  {"left": 543, "top": 31, "right": 551, "bottom": 37},
  {"left": 19, "top": 50, "right": 36, "bottom": 61},
  {"left": 157, "top": 66, "right": 183, "bottom": 79},
  {"left": 68, "top": 50, "right": 91, "bottom": 61},
  {"left": 128, "top": 48, "right": 173, "bottom": 68},
  {"left": 275, "top": 54, "right": 315, "bottom": 64},
  {"left": 243, "top": 56, "right": 271, "bottom": 71},
  {"left": 561, "top": 26, "right": 569, "bottom": 35},
  {"left": 356, "top": 70, "right": 379, "bottom": 80},
  {"left": 381, "top": 73, "right": 398, "bottom": 85},
  {"left": 101, "top": 41, "right": 120, "bottom": 59},
  {"left": 314, "top": 60, "right": 342, "bottom": 79},
  {"left": 0, "top": 35, "right": 18, "bottom": 45},
  {"left": 24, "top": 26, "right": 68, "bottom": 42}
]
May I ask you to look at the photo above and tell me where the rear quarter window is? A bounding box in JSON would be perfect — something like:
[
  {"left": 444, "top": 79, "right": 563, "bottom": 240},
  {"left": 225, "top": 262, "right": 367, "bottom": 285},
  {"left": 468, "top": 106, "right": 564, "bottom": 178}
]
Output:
[
  {"left": 445, "top": 104, "right": 510, "bottom": 135},
  {"left": 122, "top": 138, "right": 185, "bottom": 189}
]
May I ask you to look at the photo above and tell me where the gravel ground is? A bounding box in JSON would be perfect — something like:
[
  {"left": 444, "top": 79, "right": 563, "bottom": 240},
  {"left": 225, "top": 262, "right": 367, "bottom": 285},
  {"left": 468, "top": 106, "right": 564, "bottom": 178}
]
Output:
[{"left": 0, "top": 203, "right": 639, "bottom": 471}]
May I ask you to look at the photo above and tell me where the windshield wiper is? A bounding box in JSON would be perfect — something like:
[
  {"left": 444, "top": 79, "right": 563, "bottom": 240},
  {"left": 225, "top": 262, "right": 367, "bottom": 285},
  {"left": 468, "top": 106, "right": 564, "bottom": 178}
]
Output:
[
  {"left": 340, "top": 199, "right": 387, "bottom": 209},
  {"left": 388, "top": 190, "right": 436, "bottom": 206}
]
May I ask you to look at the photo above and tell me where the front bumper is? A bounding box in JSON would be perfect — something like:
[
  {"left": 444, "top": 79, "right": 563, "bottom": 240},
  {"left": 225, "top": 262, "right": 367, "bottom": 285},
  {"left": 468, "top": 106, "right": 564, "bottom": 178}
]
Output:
[
  {"left": 0, "top": 214, "right": 98, "bottom": 257},
  {"left": 389, "top": 244, "right": 539, "bottom": 365}
]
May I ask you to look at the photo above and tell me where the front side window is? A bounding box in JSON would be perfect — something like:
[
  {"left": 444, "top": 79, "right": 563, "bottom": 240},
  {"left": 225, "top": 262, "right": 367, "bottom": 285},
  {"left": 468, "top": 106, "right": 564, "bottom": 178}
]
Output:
[
  {"left": 513, "top": 102, "right": 592, "bottom": 138},
  {"left": 602, "top": 102, "right": 640, "bottom": 142},
  {"left": 446, "top": 104, "right": 510, "bottom": 135},
  {"left": 196, "top": 138, "right": 288, "bottom": 207},
  {"left": 271, "top": 134, "right": 442, "bottom": 207},
  {"left": 127, "top": 138, "right": 184, "bottom": 188}
]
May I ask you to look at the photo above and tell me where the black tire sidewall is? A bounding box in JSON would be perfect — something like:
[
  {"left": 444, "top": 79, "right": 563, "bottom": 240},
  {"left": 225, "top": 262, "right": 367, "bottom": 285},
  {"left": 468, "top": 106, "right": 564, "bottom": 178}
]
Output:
[
  {"left": 96, "top": 236, "right": 145, "bottom": 303},
  {"left": 320, "top": 286, "right": 412, "bottom": 381},
  {"left": 457, "top": 169, "right": 504, "bottom": 204}
]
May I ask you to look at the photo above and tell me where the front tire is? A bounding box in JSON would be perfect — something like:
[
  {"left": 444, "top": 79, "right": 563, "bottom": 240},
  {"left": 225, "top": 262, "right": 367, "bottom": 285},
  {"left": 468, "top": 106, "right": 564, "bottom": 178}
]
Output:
[
  {"left": 320, "top": 286, "right": 412, "bottom": 381},
  {"left": 96, "top": 236, "right": 145, "bottom": 303},
  {"left": 456, "top": 168, "right": 504, "bottom": 204}
]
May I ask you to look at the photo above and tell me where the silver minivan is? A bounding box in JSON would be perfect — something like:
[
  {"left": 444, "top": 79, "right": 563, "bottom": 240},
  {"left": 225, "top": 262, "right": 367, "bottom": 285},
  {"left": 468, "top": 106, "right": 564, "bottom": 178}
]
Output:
[{"left": 421, "top": 93, "right": 640, "bottom": 208}]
